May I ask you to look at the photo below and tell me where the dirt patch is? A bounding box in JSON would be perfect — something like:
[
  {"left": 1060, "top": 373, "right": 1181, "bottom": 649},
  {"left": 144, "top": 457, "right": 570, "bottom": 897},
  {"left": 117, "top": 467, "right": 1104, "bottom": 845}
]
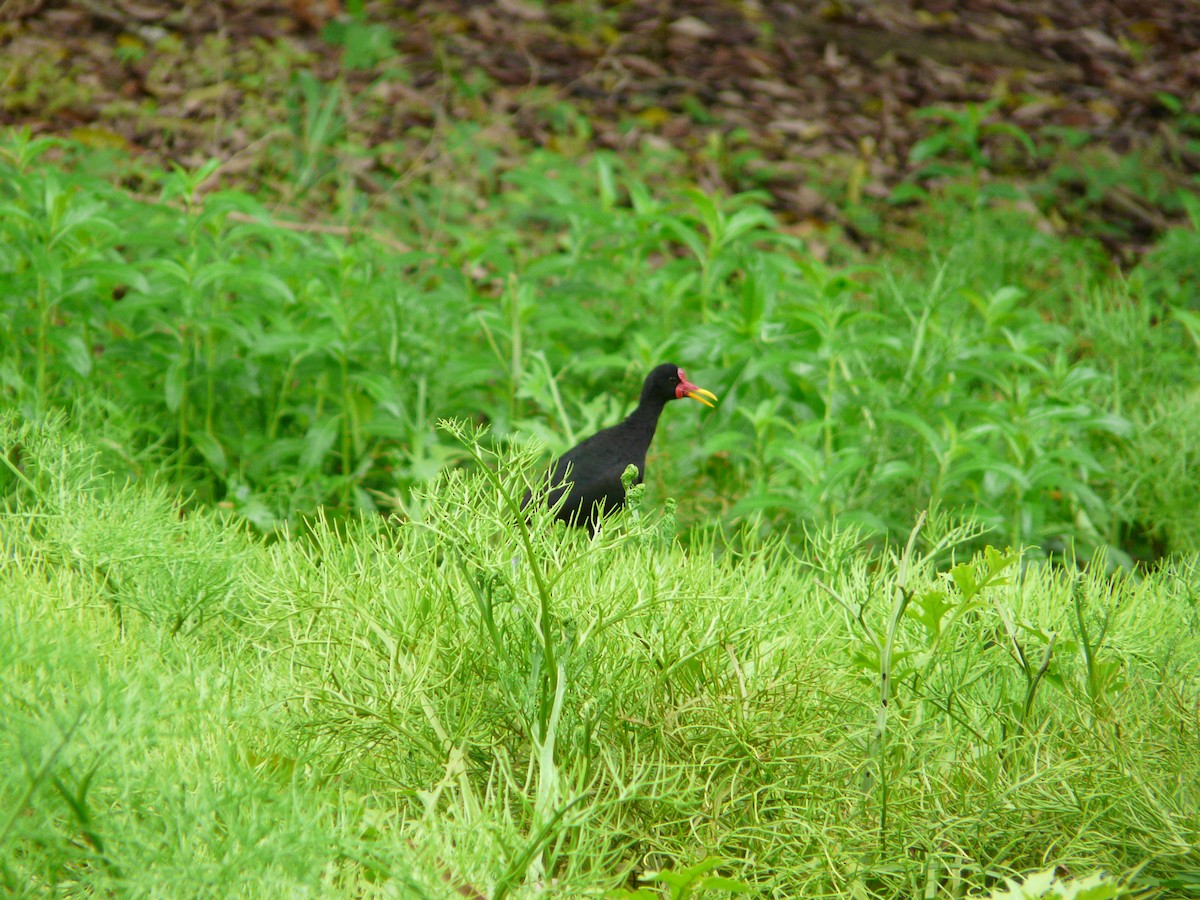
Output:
[{"left": 4, "top": 1, "right": 1198, "bottom": 255}]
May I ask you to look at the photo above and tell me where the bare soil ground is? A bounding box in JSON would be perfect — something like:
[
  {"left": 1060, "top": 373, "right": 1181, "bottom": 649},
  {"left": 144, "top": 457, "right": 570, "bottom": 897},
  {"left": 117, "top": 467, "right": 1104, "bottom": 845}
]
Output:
[{"left": 4, "top": 1, "right": 1199, "bottom": 256}]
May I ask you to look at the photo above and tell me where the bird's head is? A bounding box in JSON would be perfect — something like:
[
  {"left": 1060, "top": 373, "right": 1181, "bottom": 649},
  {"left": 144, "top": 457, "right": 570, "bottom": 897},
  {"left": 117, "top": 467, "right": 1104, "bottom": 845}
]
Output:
[{"left": 643, "top": 363, "right": 718, "bottom": 408}]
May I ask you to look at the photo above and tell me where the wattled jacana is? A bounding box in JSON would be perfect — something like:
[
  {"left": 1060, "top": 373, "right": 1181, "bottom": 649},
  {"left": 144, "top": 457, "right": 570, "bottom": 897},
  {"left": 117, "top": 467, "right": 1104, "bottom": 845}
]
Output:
[{"left": 522, "top": 363, "right": 717, "bottom": 532}]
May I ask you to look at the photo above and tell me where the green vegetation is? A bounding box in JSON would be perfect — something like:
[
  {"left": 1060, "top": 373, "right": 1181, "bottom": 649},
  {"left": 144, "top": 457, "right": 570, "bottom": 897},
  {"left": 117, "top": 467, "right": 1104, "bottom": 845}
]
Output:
[
  {"left": 3, "top": 128, "right": 1199, "bottom": 561},
  {"left": 2, "top": 17, "right": 1200, "bottom": 894},
  {"left": 2, "top": 415, "right": 1197, "bottom": 896}
]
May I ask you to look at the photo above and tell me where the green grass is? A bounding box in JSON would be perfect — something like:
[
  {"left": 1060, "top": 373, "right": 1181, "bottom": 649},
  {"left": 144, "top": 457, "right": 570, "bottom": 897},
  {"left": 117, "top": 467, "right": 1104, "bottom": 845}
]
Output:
[
  {"left": 3, "top": 128, "right": 1199, "bottom": 562},
  {"left": 2, "top": 414, "right": 1197, "bottom": 897},
  {"left": 3, "top": 45, "right": 1200, "bottom": 895}
]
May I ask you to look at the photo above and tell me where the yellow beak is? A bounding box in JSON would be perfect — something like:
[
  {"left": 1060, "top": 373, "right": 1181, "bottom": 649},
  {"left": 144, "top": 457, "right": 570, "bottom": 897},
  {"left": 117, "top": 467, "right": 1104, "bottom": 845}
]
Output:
[{"left": 683, "top": 386, "right": 718, "bottom": 408}]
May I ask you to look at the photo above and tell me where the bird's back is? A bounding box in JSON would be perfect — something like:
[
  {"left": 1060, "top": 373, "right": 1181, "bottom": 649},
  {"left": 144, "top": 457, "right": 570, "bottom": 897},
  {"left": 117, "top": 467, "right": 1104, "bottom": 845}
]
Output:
[{"left": 544, "top": 420, "right": 646, "bottom": 526}]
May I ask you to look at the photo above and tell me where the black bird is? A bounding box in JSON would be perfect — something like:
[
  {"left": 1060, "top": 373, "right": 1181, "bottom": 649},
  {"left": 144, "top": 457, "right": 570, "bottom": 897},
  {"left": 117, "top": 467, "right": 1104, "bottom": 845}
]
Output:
[{"left": 522, "top": 363, "right": 717, "bottom": 532}]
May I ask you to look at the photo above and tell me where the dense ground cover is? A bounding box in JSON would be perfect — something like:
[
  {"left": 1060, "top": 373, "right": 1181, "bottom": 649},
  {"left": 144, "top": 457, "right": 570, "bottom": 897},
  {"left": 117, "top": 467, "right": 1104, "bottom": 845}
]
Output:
[
  {"left": 3, "top": 3, "right": 1200, "bottom": 896},
  {"left": 3, "top": 129, "right": 1200, "bottom": 562},
  {"left": 2, "top": 415, "right": 1198, "bottom": 897}
]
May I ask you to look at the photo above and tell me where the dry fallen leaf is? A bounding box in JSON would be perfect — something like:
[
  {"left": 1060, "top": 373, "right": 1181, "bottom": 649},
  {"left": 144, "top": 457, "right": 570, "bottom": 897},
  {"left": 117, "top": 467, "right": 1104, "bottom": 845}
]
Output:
[
  {"left": 669, "top": 15, "right": 717, "bottom": 41},
  {"left": 496, "top": 0, "right": 546, "bottom": 22}
]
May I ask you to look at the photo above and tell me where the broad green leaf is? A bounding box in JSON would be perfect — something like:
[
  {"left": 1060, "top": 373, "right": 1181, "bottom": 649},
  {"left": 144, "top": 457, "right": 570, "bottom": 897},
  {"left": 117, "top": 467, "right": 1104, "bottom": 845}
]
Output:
[
  {"left": 164, "top": 356, "right": 186, "bottom": 412},
  {"left": 300, "top": 416, "right": 341, "bottom": 473}
]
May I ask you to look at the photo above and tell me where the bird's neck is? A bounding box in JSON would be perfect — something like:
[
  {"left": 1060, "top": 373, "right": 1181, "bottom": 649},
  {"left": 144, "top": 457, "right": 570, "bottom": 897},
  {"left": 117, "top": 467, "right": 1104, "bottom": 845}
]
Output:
[{"left": 625, "top": 396, "right": 668, "bottom": 434}]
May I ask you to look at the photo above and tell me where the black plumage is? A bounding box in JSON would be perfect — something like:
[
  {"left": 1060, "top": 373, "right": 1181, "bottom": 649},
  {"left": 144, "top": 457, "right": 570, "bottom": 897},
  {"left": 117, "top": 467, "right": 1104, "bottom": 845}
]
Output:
[{"left": 522, "top": 363, "right": 717, "bottom": 532}]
